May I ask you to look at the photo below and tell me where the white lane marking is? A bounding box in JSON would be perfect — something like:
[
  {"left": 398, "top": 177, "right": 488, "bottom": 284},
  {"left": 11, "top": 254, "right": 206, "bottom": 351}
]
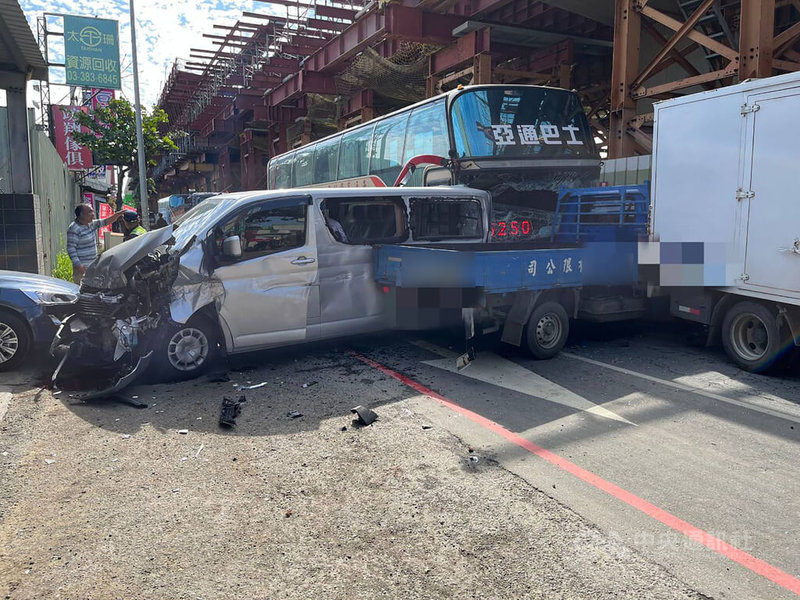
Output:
[
  {"left": 563, "top": 352, "right": 800, "bottom": 425},
  {"left": 414, "top": 342, "right": 635, "bottom": 425}
]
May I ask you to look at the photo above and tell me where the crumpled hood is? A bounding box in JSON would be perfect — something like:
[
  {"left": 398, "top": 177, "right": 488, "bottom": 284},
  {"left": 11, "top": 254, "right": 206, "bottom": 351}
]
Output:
[
  {"left": 82, "top": 226, "right": 175, "bottom": 290},
  {"left": 0, "top": 270, "right": 79, "bottom": 294}
]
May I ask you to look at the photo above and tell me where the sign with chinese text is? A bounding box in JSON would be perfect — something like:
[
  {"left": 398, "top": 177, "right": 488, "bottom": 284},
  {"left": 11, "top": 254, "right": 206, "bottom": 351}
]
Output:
[
  {"left": 82, "top": 88, "right": 116, "bottom": 110},
  {"left": 52, "top": 105, "right": 93, "bottom": 170},
  {"left": 488, "top": 124, "right": 585, "bottom": 147},
  {"left": 98, "top": 201, "right": 114, "bottom": 235},
  {"left": 64, "top": 16, "right": 121, "bottom": 90}
]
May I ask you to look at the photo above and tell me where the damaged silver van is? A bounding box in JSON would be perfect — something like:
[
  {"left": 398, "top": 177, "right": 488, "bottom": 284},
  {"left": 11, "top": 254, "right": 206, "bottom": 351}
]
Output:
[{"left": 51, "top": 187, "right": 489, "bottom": 397}]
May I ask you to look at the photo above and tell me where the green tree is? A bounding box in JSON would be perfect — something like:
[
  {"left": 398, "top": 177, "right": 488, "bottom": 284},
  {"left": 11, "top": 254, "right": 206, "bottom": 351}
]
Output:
[{"left": 71, "top": 99, "right": 178, "bottom": 209}]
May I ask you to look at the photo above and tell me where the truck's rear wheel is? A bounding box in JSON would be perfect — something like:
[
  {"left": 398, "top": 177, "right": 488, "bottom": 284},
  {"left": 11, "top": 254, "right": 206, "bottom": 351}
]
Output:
[
  {"left": 525, "top": 302, "right": 569, "bottom": 359},
  {"left": 721, "top": 301, "right": 789, "bottom": 373}
]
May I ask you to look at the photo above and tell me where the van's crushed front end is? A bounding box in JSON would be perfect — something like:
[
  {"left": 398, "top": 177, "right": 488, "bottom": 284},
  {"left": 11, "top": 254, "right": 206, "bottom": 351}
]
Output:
[{"left": 50, "top": 227, "right": 183, "bottom": 399}]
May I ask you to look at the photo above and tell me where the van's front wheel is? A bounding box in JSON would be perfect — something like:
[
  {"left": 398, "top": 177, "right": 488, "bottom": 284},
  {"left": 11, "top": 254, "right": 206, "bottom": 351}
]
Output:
[{"left": 154, "top": 316, "right": 219, "bottom": 381}]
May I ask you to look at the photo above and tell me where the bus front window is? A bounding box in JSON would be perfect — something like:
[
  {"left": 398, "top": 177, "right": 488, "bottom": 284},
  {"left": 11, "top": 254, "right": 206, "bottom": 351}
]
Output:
[{"left": 451, "top": 87, "right": 595, "bottom": 160}]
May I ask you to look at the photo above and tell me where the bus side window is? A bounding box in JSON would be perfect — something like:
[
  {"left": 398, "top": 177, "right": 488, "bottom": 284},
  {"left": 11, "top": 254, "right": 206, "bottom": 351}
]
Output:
[
  {"left": 314, "top": 138, "right": 340, "bottom": 185},
  {"left": 339, "top": 126, "right": 374, "bottom": 180},
  {"left": 293, "top": 146, "right": 315, "bottom": 187},
  {"left": 272, "top": 155, "right": 292, "bottom": 189},
  {"left": 369, "top": 113, "right": 409, "bottom": 186},
  {"left": 403, "top": 100, "right": 449, "bottom": 186}
]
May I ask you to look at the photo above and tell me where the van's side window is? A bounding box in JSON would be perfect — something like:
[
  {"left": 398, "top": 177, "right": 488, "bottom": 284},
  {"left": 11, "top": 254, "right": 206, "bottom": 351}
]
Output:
[
  {"left": 321, "top": 197, "right": 406, "bottom": 245},
  {"left": 409, "top": 197, "right": 482, "bottom": 240},
  {"left": 216, "top": 204, "right": 306, "bottom": 261}
]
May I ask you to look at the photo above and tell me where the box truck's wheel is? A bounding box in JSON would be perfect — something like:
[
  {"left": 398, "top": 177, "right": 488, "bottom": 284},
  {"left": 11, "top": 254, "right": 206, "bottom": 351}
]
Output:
[
  {"left": 722, "top": 301, "right": 788, "bottom": 373},
  {"left": 154, "top": 315, "right": 219, "bottom": 381},
  {"left": 525, "top": 302, "right": 569, "bottom": 359}
]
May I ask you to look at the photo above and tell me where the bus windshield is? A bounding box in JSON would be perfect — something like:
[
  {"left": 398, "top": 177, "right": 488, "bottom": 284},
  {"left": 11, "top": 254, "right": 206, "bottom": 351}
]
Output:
[{"left": 451, "top": 87, "right": 595, "bottom": 159}]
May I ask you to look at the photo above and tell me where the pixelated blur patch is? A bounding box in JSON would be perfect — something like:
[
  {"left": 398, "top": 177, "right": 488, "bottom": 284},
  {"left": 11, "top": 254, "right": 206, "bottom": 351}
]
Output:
[
  {"left": 681, "top": 242, "right": 704, "bottom": 264},
  {"left": 660, "top": 242, "right": 683, "bottom": 265},
  {"left": 637, "top": 241, "right": 660, "bottom": 265}
]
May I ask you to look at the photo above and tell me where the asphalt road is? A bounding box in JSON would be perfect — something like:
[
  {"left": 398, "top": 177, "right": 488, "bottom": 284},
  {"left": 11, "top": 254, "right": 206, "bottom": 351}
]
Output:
[
  {"left": 1, "top": 321, "right": 798, "bottom": 598},
  {"left": 345, "top": 323, "right": 800, "bottom": 600}
]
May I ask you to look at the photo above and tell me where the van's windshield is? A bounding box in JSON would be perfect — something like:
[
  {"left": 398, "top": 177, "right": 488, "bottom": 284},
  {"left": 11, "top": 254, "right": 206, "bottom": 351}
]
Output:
[{"left": 172, "top": 195, "right": 237, "bottom": 251}]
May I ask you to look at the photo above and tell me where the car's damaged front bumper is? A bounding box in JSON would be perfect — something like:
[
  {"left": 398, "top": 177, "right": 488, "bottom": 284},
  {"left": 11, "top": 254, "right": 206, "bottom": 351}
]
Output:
[{"left": 49, "top": 227, "right": 184, "bottom": 398}]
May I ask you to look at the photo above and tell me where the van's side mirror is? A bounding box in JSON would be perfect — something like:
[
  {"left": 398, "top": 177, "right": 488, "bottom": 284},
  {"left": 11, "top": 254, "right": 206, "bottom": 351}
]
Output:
[{"left": 222, "top": 235, "right": 242, "bottom": 259}]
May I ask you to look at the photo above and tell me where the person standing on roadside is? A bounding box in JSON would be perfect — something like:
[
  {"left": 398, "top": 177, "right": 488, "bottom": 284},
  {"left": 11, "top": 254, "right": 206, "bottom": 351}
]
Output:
[{"left": 67, "top": 203, "right": 124, "bottom": 284}]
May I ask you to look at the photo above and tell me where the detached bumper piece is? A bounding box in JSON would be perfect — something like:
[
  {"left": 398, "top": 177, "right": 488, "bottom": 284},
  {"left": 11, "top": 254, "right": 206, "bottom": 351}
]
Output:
[{"left": 52, "top": 349, "right": 153, "bottom": 401}]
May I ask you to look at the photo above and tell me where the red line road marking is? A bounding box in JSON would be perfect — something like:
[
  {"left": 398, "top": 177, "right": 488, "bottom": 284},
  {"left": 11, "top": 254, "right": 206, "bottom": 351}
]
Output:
[{"left": 349, "top": 350, "right": 800, "bottom": 597}]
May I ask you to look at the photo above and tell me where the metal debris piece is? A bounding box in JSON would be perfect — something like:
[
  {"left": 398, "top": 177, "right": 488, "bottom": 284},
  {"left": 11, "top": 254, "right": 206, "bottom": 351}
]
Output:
[
  {"left": 177, "top": 429, "right": 189, "bottom": 435},
  {"left": 220, "top": 395, "right": 246, "bottom": 428},
  {"left": 237, "top": 382, "right": 267, "bottom": 390},
  {"left": 287, "top": 410, "right": 303, "bottom": 419},
  {"left": 351, "top": 405, "right": 378, "bottom": 426}
]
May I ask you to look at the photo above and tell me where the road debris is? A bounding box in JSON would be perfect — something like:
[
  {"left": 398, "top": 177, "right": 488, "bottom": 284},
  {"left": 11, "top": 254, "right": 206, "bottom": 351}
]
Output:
[
  {"left": 237, "top": 382, "right": 267, "bottom": 391},
  {"left": 44, "top": 459, "right": 55, "bottom": 465},
  {"left": 220, "top": 396, "right": 246, "bottom": 428},
  {"left": 351, "top": 405, "right": 378, "bottom": 426},
  {"left": 195, "top": 444, "right": 204, "bottom": 458},
  {"left": 177, "top": 429, "right": 189, "bottom": 435},
  {"left": 301, "top": 381, "right": 318, "bottom": 388},
  {"left": 287, "top": 410, "right": 303, "bottom": 419}
]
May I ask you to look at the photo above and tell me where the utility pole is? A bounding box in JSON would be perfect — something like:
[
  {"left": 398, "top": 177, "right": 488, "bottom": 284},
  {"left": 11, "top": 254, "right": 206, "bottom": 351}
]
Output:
[{"left": 129, "top": 0, "right": 149, "bottom": 229}]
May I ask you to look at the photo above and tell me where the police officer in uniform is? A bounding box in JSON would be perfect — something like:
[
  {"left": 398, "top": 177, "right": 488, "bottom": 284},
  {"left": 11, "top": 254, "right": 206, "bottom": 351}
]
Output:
[{"left": 121, "top": 210, "right": 147, "bottom": 241}]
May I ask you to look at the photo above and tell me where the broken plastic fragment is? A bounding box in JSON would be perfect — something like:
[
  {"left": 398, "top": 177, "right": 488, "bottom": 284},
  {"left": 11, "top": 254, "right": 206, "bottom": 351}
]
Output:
[
  {"left": 237, "top": 382, "right": 267, "bottom": 390},
  {"left": 44, "top": 459, "right": 55, "bottom": 465},
  {"left": 351, "top": 405, "right": 378, "bottom": 426},
  {"left": 287, "top": 411, "right": 302, "bottom": 419},
  {"left": 220, "top": 396, "right": 246, "bottom": 428},
  {"left": 177, "top": 429, "right": 189, "bottom": 435}
]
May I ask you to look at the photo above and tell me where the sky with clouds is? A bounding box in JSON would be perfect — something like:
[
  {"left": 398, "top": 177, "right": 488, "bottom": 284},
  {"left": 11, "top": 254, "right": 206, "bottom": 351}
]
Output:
[{"left": 18, "top": 0, "right": 278, "bottom": 109}]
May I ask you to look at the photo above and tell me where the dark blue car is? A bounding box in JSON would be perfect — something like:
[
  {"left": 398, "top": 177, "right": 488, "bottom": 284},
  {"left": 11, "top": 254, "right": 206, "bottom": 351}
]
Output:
[{"left": 0, "top": 270, "right": 79, "bottom": 371}]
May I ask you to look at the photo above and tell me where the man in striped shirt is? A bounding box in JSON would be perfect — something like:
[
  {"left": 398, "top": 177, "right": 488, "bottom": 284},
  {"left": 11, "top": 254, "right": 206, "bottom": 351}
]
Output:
[{"left": 67, "top": 204, "right": 124, "bottom": 283}]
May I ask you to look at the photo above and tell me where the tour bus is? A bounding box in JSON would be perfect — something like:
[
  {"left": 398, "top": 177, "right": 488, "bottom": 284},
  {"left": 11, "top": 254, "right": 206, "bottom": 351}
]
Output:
[{"left": 266, "top": 85, "right": 600, "bottom": 241}]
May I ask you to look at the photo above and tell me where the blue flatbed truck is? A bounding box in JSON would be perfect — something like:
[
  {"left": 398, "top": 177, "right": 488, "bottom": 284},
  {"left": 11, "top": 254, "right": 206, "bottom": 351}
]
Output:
[{"left": 374, "top": 184, "right": 649, "bottom": 363}]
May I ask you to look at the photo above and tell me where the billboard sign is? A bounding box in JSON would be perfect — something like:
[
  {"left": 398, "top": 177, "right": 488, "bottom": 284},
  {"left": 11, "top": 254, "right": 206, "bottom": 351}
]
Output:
[
  {"left": 52, "top": 105, "right": 93, "bottom": 170},
  {"left": 64, "top": 16, "right": 121, "bottom": 90},
  {"left": 82, "top": 88, "right": 116, "bottom": 110}
]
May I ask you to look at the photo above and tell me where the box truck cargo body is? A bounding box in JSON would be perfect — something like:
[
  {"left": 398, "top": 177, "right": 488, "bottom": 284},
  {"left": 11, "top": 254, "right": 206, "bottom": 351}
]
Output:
[{"left": 648, "top": 70, "right": 800, "bottom": 372}]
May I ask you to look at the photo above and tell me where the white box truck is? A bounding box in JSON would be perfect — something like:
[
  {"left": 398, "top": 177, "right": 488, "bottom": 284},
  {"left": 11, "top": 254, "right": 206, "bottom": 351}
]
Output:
[{"left": 645, "top": 70, "right": 800, "bottom": 372}]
